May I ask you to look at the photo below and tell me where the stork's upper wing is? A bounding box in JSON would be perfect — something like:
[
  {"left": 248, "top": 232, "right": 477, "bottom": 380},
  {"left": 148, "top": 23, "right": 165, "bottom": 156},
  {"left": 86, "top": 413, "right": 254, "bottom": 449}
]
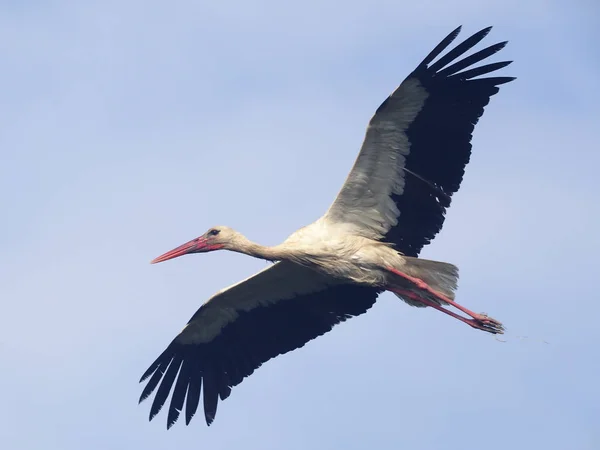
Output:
[
  {"left": 324, "top": 26, "right": 515, "bottom": 256},
  {"left": 139, "top": 262, "right": 379, "bottom": 428}
]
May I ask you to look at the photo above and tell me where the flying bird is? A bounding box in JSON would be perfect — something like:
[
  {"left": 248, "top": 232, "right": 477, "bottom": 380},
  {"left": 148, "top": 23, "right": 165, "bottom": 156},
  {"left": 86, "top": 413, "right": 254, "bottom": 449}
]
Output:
[{"left": 139, "top": 25, "right": 515, "bottom": 428}]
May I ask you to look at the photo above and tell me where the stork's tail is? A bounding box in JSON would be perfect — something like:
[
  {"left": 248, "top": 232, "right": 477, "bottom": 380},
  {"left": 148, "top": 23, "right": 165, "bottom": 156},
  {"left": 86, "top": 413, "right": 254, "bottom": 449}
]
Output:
[{"left": 393, "top": 257, "right": 459, "bottom": 307}]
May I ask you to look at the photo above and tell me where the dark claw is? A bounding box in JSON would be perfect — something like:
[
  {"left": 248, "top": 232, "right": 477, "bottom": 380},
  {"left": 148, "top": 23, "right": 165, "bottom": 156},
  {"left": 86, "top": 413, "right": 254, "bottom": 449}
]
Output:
[{"left": 474, "top": 315, "right": 505, "bottom": 335}]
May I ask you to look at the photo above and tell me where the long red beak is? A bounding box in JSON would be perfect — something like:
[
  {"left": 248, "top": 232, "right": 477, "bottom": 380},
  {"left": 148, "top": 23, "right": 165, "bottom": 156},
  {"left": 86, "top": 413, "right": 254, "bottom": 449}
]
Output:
[{"left": 150, "top": 236, "right": 209, "bottom": 264}]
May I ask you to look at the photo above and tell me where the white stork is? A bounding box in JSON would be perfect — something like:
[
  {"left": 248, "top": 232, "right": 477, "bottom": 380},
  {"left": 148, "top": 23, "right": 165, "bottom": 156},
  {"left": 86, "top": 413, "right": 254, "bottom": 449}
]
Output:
[{"left": 139, "top": 25, "right": 515, "bottom": 428}]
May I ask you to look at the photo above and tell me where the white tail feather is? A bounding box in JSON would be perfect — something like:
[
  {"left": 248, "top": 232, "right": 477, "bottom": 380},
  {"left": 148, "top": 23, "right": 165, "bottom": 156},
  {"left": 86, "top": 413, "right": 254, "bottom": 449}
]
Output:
[{"left": 394, "top": 257, "right": 459, "bottom": 307}]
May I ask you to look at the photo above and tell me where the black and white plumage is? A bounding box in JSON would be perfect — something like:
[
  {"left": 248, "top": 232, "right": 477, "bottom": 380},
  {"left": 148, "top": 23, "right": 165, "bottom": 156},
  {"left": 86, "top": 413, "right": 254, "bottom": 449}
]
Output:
[
  {"left": 140, "top": 263, "right": 380, "bottom": 428},
  {"left": 326, "top": 26, "right": 513, "bottom": 256},
  {"left": 139, "top": 25, "right": 515, "bottom": 428}
]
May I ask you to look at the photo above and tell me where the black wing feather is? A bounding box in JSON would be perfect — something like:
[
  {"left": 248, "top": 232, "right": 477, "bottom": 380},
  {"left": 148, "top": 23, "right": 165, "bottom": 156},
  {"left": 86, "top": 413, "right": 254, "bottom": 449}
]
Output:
[
  {"left": 451, "top": 61, "right": 512, "bottom": 80},
  {"left": 139, "top": 358, "right": 170, "bottom": 403},
  {"left": 383, "top": 26, "right": 515, "bottom": 256},
  {"left": 140, "top": 284, "right": 378, "bottom": 428},
  {"left": 149, "top": 357, "right": 182, "bottom": 421},
  {"left": 184, "top": 356, "right": 202, "bottom": 425},
  {"left": 202, "top": 365, "right": 219, "bottom": 426},
  {"left": 437, "top": 42, "right": 508, "bottom": 77},
  {"left": 167, "top": 358, "right": 191, "bottom": 429},
  {"left": 417, "top": 26, "right": 462, "bottom": 68},
  {"left": 426, "top": 26, "right": 492, "bottom": 73}
]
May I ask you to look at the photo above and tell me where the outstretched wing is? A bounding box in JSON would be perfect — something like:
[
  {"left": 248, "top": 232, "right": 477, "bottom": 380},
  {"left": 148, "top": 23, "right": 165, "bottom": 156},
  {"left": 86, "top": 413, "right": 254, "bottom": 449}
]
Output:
[
  {"left": 139, "top": 262, "right": 379, "bottom": 428},
  {"left": 324, "top": 26, "right": 515, "bottom": 256}
]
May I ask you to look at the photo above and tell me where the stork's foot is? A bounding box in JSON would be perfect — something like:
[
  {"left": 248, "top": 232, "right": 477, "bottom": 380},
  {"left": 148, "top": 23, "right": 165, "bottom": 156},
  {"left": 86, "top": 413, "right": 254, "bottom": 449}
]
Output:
[
  {"left": 388, "top": 286, "right": 504, "bottom": 335},
  {"left": 467, "top": 313, "right": 505, "bottom": 335},
  {"left": 386, "top": 267, "right": 505, "bottom": 334}
]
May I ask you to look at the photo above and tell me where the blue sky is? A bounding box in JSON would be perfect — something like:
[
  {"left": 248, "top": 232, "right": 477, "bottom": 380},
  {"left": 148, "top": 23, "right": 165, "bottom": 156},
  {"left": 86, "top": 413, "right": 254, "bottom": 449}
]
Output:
[{"left": 1, "top": 1, "right": 599, "bottom": 449}]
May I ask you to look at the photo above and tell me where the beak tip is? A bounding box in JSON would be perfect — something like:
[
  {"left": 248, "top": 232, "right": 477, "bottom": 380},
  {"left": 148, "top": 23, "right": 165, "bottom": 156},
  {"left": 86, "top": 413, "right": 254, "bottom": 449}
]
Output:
[{"left": 150, "top": 237, "right": 206, "bottom": 265}]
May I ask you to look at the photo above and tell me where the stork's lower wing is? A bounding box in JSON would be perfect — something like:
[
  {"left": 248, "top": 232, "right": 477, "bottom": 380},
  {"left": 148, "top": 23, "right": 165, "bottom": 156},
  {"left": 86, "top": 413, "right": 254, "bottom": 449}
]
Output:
[
  {"left": 324, "top": 26, "right": 515, "bottom": 256},
  {"left": 139, "top": 262, "right": 379, "bottom": 428}
]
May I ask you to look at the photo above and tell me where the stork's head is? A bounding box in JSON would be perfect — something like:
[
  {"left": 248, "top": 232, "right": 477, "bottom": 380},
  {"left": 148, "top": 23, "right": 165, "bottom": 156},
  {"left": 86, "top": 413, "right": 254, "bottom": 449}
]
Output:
[{"left": 150, "top": 226, "right": 237, "bottom": 264}]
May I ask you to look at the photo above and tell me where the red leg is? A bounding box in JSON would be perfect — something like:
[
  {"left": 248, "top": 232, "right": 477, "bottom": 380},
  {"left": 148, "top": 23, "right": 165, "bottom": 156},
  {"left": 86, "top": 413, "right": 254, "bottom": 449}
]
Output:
[
  {"left": 390, "top": 288, "right": 503, "bottom": 334},
  {"left": 386, "top": 266, "right": 502, "bottom": 325}
]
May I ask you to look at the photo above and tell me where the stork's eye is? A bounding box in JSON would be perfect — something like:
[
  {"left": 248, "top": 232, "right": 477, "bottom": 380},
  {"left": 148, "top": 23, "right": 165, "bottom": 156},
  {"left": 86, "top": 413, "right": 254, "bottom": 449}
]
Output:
[{"left": 208, "top": 229, "right": 220, "bottom": 236}]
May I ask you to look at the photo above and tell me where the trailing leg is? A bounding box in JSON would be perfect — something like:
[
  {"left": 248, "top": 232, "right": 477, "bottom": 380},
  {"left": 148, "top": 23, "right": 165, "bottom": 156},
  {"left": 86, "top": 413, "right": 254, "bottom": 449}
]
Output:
[
  {"left": 386, "top": 259, "right": 504, "bottom": 334},
  {"left": 389, "top": 287, "right": 504, "bottom": 334}
]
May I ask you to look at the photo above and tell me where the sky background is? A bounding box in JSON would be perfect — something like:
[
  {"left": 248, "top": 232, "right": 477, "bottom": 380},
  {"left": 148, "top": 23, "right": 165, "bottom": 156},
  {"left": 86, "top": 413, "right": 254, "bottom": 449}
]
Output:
[{"left": 1, "top": 1, "right": 599, "bottom": 449}]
